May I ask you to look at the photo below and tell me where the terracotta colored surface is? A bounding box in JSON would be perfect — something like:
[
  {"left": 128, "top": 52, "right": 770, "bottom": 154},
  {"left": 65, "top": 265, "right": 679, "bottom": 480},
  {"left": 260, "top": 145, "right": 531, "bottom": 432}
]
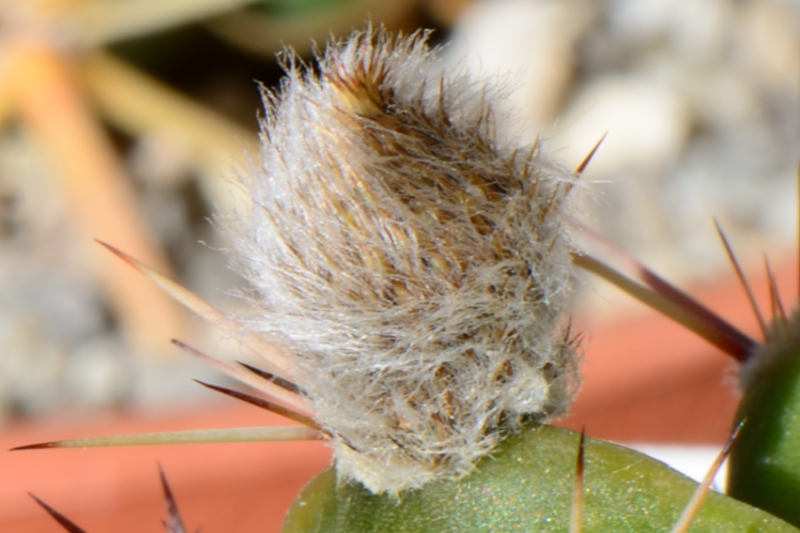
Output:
[
  {"left": 560, "top": 255, "right": 796, "bottom": 443},
  {"left": 1, "top": 405, "right": 331, "bottom": 532},
  {"left": 1, "top": 258, "right": 796, "bottom": 531}
]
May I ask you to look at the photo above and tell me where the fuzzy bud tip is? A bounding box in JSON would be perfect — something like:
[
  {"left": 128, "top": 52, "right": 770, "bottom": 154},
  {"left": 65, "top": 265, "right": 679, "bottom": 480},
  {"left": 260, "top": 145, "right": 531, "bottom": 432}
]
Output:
[{"left": 227, "top": 27, "right": 581, "bottom": 494}]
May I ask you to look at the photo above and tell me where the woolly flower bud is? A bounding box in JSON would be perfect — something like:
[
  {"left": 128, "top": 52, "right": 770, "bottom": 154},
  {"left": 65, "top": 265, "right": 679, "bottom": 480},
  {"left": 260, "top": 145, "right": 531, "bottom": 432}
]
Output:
[{"left": 227, "top": 28, "right": 581, "bottom": 494}]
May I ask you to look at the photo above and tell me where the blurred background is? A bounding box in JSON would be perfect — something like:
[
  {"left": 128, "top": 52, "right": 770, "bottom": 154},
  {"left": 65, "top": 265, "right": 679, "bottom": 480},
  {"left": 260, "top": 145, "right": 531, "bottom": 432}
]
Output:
[{"left": 0, "top": 0, "right": 797, "bottom": 531}]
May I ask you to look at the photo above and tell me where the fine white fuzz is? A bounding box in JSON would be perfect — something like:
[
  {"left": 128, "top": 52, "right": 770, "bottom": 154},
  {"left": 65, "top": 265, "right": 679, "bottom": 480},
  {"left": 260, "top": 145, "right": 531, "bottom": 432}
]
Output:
[
  {"left": 741, "top": 311, "right": 800, "bottom": 390},
  {"left": 227, "top": 28, "right": 581, "bottom": 494}
]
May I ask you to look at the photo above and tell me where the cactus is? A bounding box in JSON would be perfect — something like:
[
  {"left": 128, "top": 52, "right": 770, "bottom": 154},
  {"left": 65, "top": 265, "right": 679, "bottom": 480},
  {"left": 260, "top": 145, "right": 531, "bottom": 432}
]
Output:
[
  {"left": 730, "top": 342, "right": 800, "bottom": 525},
  {"left": 282, "top": 424, "right": 795, "bottom": 533},
  {"left": 575, "top": 207, "right": 800, "bottom": 528},
  {"left": 14, "top": 27, "right": 800, "bottom": 533},
  {"left": 29, "top": 465, "right": 189, "bottom": 533}
]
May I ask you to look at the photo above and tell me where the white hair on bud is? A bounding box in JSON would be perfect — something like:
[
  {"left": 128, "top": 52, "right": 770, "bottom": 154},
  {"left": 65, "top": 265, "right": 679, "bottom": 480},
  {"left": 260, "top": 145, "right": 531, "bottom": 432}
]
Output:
[{"left": 226, "top": 27, "right": 581, "bottom": 494}]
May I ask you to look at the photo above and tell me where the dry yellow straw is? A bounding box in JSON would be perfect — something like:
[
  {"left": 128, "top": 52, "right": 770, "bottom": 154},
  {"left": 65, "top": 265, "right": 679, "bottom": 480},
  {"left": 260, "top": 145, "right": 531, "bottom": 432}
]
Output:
[
  {"left": 7, "top": 43, "right": 187, "bottom": 355},
  {"left": 65, "top": 0, "right": 264, "bottom": 46},
  {"left": 81, "top": 51, "right": 256, "bottom": 213}
]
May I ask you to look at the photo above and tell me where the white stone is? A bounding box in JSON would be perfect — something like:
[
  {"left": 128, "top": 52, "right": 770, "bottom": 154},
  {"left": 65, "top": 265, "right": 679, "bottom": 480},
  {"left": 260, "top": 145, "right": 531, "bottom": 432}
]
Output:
[
  {"left": 445, "top": 0, "right": 594, "bottom": 139},
  {"left": 551, "top": 75, "right": 691, "bottom": 176}
]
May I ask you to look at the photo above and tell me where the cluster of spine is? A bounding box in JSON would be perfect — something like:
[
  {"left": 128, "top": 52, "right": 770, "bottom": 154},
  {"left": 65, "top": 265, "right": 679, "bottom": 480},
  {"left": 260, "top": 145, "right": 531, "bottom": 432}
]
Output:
[{"left": 227, "top": 28, "right": 581, "bottom": 494}]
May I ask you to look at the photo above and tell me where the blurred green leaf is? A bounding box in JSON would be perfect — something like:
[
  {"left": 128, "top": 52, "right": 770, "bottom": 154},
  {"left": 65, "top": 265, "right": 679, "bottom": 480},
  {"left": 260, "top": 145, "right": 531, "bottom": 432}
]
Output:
[{"left": 254, "top": 0, "right": 356, "bottom": 17}]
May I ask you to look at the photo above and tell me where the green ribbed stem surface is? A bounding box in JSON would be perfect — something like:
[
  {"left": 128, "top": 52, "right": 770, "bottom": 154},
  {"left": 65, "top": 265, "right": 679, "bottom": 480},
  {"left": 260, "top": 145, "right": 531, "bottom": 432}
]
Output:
[
  {"left": 283, "top": 425, "right": 796, "bottom": 532},
  {"left": 730, "top": 345, "right": 800, "bottom": 526}
]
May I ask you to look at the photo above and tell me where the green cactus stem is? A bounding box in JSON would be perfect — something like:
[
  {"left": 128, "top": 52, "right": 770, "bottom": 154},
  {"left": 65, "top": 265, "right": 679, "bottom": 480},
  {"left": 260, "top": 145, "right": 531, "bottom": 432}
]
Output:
[
  {"left": 729, "top": 342, "right": 800, "bottom": 526},
  {"left": 282, "top": 424, "right": 796, "bottom": 533},
  {"left": 574, "top": 202, "right": 800, "bottom": 527}
]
